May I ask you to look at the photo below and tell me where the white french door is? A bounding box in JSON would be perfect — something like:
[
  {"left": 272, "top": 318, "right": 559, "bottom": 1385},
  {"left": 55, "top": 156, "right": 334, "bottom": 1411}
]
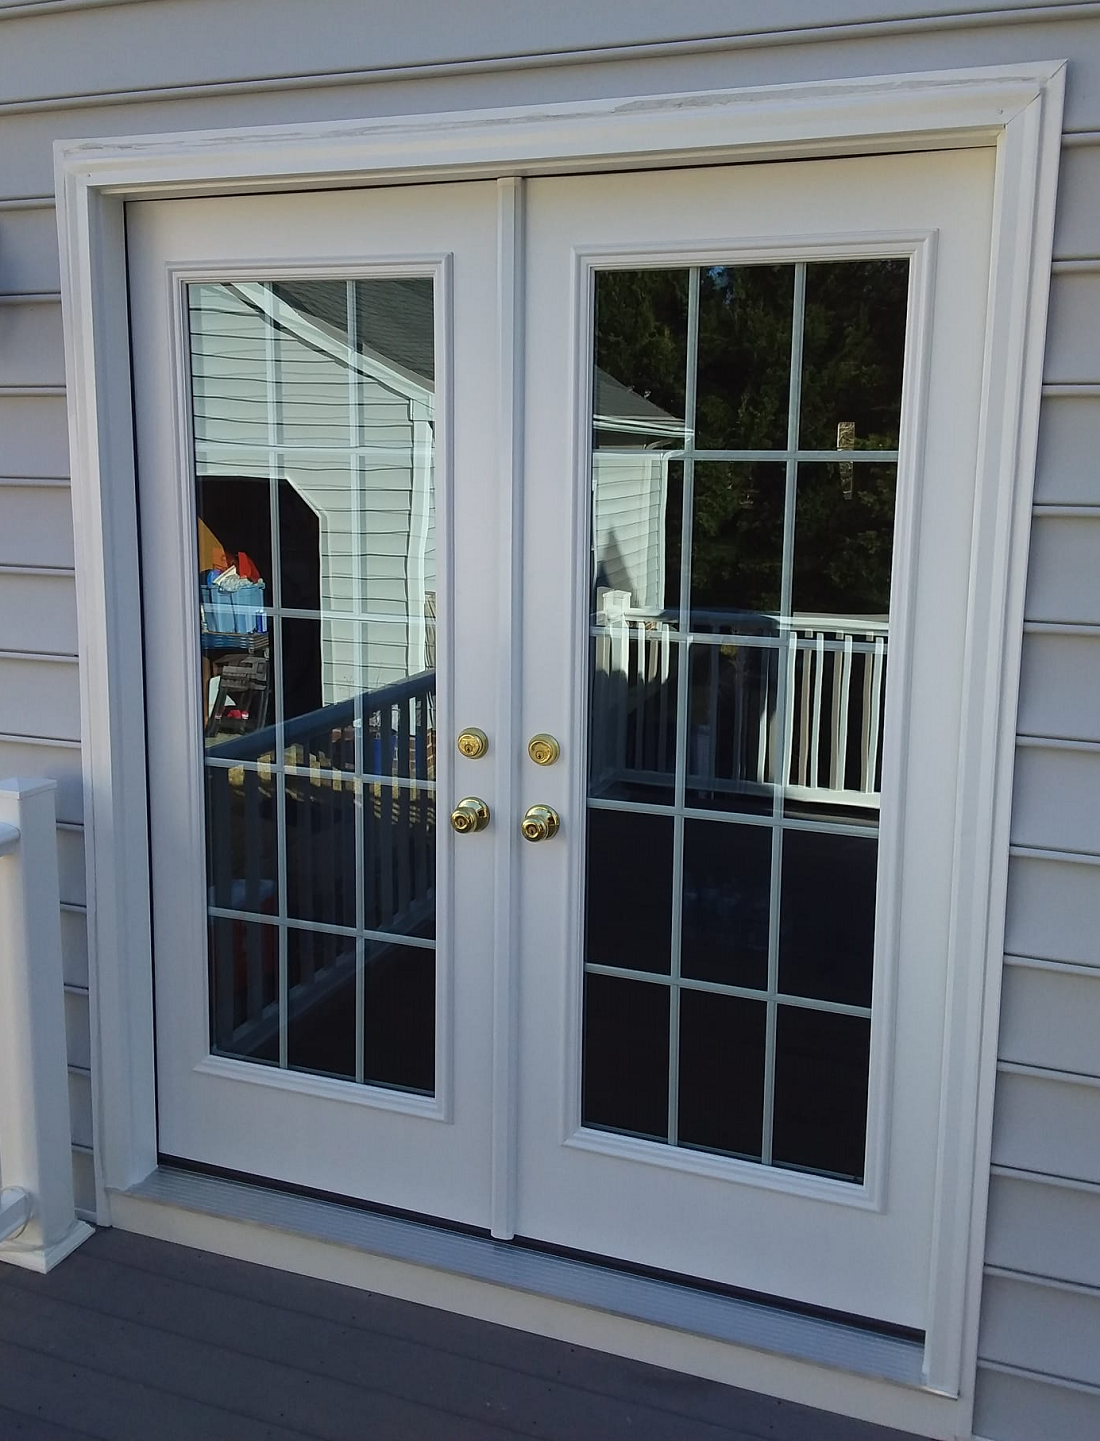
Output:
[
  {"left": 131, "top": 181, "right": 503, "bottom": 1225},
  {"left": 131, "top": 147, "right": 995, "bottom": 1328},
  {"left": 515, "top": 151, "right": 994, "bottom": 1328}
]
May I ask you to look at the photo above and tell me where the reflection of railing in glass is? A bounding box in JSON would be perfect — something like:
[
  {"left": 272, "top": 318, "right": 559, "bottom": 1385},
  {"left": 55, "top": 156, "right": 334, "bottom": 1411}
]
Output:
[
  {"left": 204, "top": 670, "right": 435, "bottom": 1067},
  {"left": 591, "top": 603, "right": 886, "bottom": 815}
]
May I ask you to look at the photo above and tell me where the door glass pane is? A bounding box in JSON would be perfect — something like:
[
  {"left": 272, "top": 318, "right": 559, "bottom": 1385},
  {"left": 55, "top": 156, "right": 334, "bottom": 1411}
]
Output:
[
  {"left": 190, "top": 277, "right": 437, "bottom": 1095},
  {"left": 583, "top": 258, "right": 908, "bottom": 1181}
]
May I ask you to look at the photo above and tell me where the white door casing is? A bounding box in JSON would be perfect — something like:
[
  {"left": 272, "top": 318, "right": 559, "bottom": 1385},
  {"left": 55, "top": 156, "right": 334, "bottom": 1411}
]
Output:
[{"left": 55, "top": 66, "right": 1065, "bottom": 1417}]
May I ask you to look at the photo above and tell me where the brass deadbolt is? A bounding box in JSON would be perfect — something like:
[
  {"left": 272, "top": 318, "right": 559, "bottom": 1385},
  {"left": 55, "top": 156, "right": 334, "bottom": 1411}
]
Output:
[
  {"left": 521, "top": 804, "right": 560, "bottom": 842},
  {"left": 528, "top": 734, "right": 560, "bottom": 767},
  {"left": 451, "top": 797, "right": 490, "bottom": 834},
  {"left": 457, "top": 728, "right": 489, "bottom": 760}
]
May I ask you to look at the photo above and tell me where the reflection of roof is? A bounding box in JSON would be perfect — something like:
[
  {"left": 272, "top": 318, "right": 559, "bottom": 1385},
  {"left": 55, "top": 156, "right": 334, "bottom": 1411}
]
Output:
[
  {"left": 593, "top": 370, "right": 682, "bottom": 441},
  {"left": 269, "top": 280, "right": 683, "bottom": 440},
  {"left": 273, "top": 278, "right": 435, "bottom": 385}
]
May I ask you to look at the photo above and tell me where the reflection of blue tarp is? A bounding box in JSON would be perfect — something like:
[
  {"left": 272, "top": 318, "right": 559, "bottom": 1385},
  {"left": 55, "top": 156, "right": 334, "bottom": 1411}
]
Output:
[{"left": 200, "top": 577, "right": 267, "bottom": 649}]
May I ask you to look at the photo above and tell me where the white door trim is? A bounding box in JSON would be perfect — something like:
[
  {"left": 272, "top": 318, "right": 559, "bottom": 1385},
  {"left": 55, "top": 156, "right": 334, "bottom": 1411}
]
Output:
[{"left": 54, "top": 59, "right": 1065, "bottom": 1430}]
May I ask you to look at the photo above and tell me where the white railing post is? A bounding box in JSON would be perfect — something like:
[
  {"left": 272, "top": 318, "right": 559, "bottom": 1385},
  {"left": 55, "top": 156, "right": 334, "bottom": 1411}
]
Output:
[{"left": 0, "top": 778, "right": 93, "bottom": 1271}]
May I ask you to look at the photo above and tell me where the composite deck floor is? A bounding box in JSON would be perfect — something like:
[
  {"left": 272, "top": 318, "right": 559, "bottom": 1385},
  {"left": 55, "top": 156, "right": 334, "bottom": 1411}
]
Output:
[{"left": 0, "top": 1228, "right": 931, "bottom": 1440}]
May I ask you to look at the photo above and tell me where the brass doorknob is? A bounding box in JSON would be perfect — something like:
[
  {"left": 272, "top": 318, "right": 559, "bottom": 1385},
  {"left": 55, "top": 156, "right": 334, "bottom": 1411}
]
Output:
[
  {"left": 451, "top": 797, "right": 490, "bottom": 834},
  {"left": 521, "top": 804, "right": 560, "bottom": 842}
]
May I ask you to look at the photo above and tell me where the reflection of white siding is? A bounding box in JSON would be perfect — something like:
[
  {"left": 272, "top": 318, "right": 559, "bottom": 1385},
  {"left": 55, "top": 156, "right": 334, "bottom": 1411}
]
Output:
[
  {"left": 189, "top": 284, "right": 435, "bottom": 701},
  {"left": 591, "top": 451, "right": 669, "bottom": 613}
]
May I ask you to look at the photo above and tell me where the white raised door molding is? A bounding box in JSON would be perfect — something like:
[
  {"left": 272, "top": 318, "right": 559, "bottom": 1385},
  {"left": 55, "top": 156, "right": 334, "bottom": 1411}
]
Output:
[{"left": 55, "top": 60, "right": 1065, "bottom": 1434}]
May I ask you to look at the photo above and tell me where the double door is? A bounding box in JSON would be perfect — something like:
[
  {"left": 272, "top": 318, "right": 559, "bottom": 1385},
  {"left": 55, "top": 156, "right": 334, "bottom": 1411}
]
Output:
[{"left": 131, "top": 147, "right": 995, "bottom": 1330}]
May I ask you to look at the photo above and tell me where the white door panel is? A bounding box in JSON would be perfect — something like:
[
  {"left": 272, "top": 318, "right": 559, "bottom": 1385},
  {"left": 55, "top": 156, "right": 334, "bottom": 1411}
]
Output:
[
  {"left": 130, "top": 181, "right": 501, "bottom": 1224},
  {"left": 515, "top": 150, "right": 994, "bottom": 1328}
]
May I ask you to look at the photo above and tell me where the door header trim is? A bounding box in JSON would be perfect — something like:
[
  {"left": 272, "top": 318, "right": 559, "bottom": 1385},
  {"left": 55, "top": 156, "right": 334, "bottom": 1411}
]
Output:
[
  {"left": 53, "top": 60, "right": 1065, "bottom": 1427},
  {"left": 56, "top": 62, "right": 1061, "bottom": 197}
]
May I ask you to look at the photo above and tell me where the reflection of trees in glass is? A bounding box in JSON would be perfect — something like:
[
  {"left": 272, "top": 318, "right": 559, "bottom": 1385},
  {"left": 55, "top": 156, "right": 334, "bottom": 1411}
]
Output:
[
  {"left": 594, "top": 260, "right": 908, "bottom": 620},
  {"left": 800, "top": 260, "right": 908, "bottom": 452},
  {"left": 794, "top": 465, "right": 896, "bottom": 617},
  {"left": 690, "top": 464, "right": 783, "bottom": 616},
  {"left": 696, "top": 265, "right": 792, "bottom": 452},
  {"left": 595, "top": 269, "right": 688, "bottom": 422}
]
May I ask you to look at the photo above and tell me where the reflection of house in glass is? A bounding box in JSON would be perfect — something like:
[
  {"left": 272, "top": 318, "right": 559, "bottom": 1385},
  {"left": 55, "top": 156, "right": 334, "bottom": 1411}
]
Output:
[
  {"left": 190, "top": 279, "right": 438, "bottom": 1087},
  {"left": 192, "top": 277, "right": 436, "bottom": 738}
]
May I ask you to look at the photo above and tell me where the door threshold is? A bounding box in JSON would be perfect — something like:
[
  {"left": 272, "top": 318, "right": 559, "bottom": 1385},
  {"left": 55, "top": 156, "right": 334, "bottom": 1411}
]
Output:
[{"left": 118, "top": 1165, "right": 925, "bottom": 1389}]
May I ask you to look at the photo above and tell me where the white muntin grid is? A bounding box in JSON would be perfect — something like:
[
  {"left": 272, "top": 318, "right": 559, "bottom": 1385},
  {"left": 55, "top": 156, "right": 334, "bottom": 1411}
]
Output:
[
  {"left": 584, "top": 259, "right": 904, "bottom": 1178},
  {"left": 190, "top": 279, "right": 438, "bottom": 1089}
]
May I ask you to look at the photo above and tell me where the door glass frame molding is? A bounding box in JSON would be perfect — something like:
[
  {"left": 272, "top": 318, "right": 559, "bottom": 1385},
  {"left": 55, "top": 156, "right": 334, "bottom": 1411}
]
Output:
[{"left": 55, "top": 60, "right": 1065, "bottom": 1431}]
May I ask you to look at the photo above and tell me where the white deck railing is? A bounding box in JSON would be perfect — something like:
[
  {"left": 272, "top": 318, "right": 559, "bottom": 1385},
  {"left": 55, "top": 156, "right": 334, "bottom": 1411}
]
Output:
[{"left": 0, "top": 778, "right": 93, "bottom": 1272}]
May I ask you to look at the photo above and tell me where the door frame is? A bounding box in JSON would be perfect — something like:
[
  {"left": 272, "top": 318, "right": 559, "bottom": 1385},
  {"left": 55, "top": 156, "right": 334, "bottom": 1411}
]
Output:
[{"left": 55, "top": 59, "right": 1064, "bottom": 1428}]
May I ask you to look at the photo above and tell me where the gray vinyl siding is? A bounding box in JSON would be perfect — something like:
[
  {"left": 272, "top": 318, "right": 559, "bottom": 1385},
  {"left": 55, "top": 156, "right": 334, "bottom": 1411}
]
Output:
[
  {"left": 0, "top": 3, "right": 1098, "bottom": 1433},
  {"left": 978, "top": 108, "right": 1100, "bottom": 1431}
]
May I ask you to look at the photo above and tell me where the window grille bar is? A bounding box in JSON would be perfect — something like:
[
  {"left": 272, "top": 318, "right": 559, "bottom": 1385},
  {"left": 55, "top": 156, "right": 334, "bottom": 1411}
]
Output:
[
  {"left": 263, "top": 294, "right": 290, "bottom": 1072},
  {"left": 666, "top": 267, "right": 700, "bottom": 1147},
  {"left": 583, "top": 962, "right": 872, "bottom": 1019},
  {"left": 347, "top": 280, "right": 368, "bottom": 1087},
  {"left": 762, "top": 262, "right": 807, "bottom": 1167}
]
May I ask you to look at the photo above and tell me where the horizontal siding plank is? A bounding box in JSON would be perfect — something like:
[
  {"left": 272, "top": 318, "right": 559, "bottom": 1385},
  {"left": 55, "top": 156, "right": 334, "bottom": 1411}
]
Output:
[
  {"left": 1017, "top": 632, "right": 1100, "bottom": 742},
  {"left": 1034, "top": 394, "right": 1100, "bottom": 506},
  {"left": 0, "top": 480, "right": 74, "bottom": 566},
  {"left": 0, "top": 4, "right": 1096, "bottom": 128},
  {"left": 66, "top": 1067, "right": 92, "bottom": 1150},
  {"left": 986, "top": 1173, "right": 1100, "bottom": 1290},
  {"left": 0, "top": 200, "right": 59, "bottom": 293},
  {"left": 1010, "top": 744, "right": 1100, "bottom": 855},
  {"left": 0, "top": 569, "right": 77, "bottom": 652},
  {"left": 1025, "top": 513, "right": 1100, "bottom": 625},
  {"left": 1043, "top": 271, "right": 1100, "bottom": 386},
  {"left": 0, "top": 654, "right": 80, "bottom": 738},
  {"left": 63, "top": 986, "right": 89, "bottom": 1071},
  {"left": 974, "top": 1365, "right": 1100, "bottom": 1441},
  {"left": 0, "top": 393, "right": 68, "bottom": 477},
  {"left": 1005, "top": 855, "right": 1100, "bottom": 966},
  {"left": 60, "top": 905, "right": 87, "bottom": 988},
  {"left": 999, "top": 963, "right": 1100, "bottom": 1077},
  {"left": 0, "top": 736, "right": 81, "bottom": 821},
  {"left": 991, "top": 1070, "right": 1100, "bottom": 1184},
  {"left": 980, "top": 1272, "right": 1100, "bottom": 1387},
  {"left": 1052, "top": 143, "right": 1100, "bottom": 260},
  {"left": 0, "top": 296, "right": 64, "bottom": 387}
]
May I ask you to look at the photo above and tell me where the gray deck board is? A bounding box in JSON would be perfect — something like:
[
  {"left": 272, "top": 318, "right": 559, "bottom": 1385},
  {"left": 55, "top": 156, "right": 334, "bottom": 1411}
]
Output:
[
  {"left": 0, "top": 1230, "right": 930, "bottom": 1440},
  {"left": 0, "top": 1405, "right": 97, "bottom": 1441}
]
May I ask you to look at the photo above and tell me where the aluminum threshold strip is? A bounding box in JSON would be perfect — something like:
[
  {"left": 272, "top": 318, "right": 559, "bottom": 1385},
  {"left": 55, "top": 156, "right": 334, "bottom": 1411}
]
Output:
[{"left": 128, "top": 1167, "right": 924, "bottom": 1387}]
